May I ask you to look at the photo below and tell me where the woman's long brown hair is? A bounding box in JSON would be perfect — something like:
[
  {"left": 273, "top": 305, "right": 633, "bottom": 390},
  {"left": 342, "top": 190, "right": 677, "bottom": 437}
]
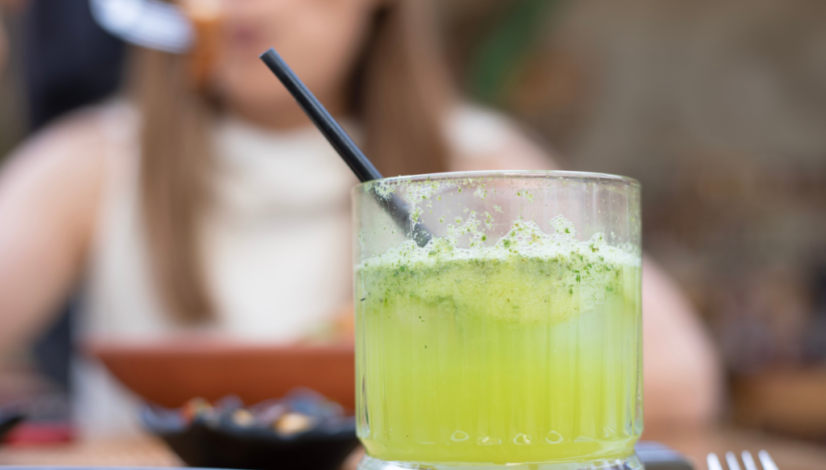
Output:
[{"left": 132, "top": 1, "right": 452, "bottom": 323}]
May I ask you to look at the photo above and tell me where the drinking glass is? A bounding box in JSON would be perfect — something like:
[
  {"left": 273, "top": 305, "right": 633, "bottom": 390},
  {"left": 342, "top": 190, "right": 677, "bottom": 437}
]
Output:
[{"left": 353, "top": 171, "right": 642, "bottom": 470}]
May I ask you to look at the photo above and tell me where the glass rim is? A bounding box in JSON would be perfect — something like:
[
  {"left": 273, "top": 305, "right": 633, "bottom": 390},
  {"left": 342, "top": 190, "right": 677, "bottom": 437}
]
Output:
[{"left": 354, "top": 170, "right": 641, "bottom": 189}]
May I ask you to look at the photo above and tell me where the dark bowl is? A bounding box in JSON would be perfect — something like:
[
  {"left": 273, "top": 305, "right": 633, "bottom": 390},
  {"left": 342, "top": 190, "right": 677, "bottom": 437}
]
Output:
[
  {"left": 0, "top": 410, "right": 24, "bottom": 444},
  {"left": 141, "top": 397, "right": 360, "bottom": 470}
]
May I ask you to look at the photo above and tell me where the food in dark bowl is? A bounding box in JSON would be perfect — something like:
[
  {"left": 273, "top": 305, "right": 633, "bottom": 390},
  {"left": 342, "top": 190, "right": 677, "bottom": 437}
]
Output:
[{"left": 142, "top": 389, "right": 360, "bottom": 470}]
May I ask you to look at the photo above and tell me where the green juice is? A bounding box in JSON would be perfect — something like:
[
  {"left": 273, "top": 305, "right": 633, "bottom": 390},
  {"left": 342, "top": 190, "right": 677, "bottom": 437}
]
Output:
[{"left": 355, "top": 221, "right": 642, "bottom": 466}]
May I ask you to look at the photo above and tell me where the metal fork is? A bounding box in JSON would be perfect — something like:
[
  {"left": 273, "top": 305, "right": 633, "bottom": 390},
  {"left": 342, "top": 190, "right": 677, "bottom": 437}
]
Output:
[{"left": 707, "top": 450, "right": 779, "bottom": 470}]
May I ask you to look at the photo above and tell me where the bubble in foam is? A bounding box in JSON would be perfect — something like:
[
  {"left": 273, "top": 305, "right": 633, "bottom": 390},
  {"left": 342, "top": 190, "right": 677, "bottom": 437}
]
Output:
[{"left": 550, "top": 215, "right": 576, "bottom": 237}]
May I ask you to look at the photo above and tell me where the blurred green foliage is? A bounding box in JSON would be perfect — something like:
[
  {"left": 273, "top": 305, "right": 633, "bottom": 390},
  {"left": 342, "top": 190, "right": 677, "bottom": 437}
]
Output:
[{"left": 467, "top": 0, "right": 563, "bottom": 104}]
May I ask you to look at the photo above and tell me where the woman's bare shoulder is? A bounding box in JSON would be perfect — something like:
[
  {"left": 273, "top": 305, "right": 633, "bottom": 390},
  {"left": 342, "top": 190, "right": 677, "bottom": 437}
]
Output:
[
  {"left": 1, "top": 99, "right": 138, "bottom": 192},
  {"left": 0, "top": 105, "right": 120, "bottom": 248},
  {"left": 8, "top": 105, "right": 116, "bottom": 169},
  {"left": 445, "top": 104, "right": 559, "bottom": 172}
]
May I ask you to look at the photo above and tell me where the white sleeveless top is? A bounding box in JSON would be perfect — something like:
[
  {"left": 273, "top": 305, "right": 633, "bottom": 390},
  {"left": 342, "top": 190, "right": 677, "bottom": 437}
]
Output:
[{"left": 74, "top": 101, "right": 538, "bottom": 437}]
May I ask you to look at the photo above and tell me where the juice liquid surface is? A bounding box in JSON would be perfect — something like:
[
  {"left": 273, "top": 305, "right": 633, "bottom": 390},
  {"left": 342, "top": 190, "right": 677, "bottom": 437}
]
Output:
[{"left": 355, "top": 221, "right": 642, "bottom": 465}]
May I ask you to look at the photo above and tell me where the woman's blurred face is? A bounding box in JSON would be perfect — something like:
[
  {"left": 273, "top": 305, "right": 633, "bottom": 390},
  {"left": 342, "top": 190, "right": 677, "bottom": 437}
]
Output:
[{"left": 211, "top": 0, "right": 382, "bottom": 127}]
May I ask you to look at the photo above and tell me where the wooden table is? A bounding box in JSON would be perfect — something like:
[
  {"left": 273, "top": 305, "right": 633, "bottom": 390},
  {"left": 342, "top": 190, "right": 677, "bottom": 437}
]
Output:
[
  {"left": 0, "top": 436, "right": 181, "bottom": 467},
  {"left": 0, "top": 428, "right": 823, "bottom": 469},
  {"left": 654, "top": 428, "right": 826, "bottom": 470}
]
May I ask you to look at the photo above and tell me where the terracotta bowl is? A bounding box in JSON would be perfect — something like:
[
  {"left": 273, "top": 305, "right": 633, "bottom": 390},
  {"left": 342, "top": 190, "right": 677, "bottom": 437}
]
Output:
[{"left": 84, "top": 339, "right": 356, "bottom": 412}]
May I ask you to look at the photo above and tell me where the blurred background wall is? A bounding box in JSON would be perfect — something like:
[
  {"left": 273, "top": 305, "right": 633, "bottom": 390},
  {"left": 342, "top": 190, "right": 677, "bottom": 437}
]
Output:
[
  {"left": 0, "top": 1, "right": 25, "bottom": 157},
  {"left": 440, "top": 0, "right": 826, "bottom": 443},
  {"left": 1, "top": 0, "right": 825, "bottom": 445}
]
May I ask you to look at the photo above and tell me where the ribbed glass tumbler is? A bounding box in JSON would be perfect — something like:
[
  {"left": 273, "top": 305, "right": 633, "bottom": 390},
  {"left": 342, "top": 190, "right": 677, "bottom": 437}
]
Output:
[{"left": 353, "top": 171, "right": 643, "bottom": 470}]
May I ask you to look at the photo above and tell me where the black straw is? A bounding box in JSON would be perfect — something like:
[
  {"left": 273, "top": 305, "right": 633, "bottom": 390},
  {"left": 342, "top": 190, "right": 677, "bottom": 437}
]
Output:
[
  {"left": 259, "top": 48, "right": 431, "bottom": 246},
  {"left": 260, "top": 49, "right": 381, "bottom": 182}
]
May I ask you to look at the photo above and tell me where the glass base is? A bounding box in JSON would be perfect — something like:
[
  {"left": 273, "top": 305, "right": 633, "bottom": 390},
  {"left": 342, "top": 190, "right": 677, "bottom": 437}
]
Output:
[{"left": 357, "top": 453, "right": 643, "bottom": 470}]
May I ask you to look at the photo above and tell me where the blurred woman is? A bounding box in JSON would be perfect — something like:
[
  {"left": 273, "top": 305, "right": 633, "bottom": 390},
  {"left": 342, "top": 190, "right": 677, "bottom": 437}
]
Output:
[{"left": 0, "top": 0, "right": 720, "bottom": 436}]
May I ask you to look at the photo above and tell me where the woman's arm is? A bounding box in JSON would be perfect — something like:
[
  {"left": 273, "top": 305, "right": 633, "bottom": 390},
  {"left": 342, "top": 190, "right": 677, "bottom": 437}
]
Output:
[
  {"left": 641, "top": 258, "right": 722, "bottom": 431},
  {"left": 0, "top": 112, "right": 105, "bottom": 355}
]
